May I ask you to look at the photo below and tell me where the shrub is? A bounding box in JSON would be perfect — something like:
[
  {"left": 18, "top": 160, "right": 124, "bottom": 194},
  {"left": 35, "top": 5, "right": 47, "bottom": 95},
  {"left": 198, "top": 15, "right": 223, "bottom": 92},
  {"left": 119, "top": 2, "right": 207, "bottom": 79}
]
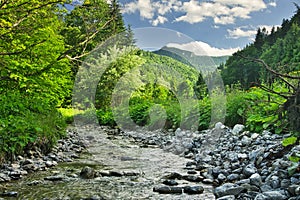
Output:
[{"left": 0, "top": 91, "right": 66, "bottom": 162}]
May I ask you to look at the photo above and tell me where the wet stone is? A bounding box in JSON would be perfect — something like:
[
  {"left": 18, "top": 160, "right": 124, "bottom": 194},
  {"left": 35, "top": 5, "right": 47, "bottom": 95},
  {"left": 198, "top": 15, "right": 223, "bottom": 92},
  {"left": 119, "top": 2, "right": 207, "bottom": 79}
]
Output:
[
  {"left": 243, "top": 164, "right": 257, "bottom": 177},
  {"left": 162, "top": 179, "right": 178, "bottom": 186},
  {"left": 109, "top": 171, "right": 123, "bottom": 177},
  {"left": 187, "top": 170, "right": 198, "bottom": 175},
  {"left": 227, "top": 174, "right": 239, "bottom": 181},
  {"left": 0, "top": 191, "right": 18, "bottom": 197},
  {"left": 217, "top": 195, "right": 236, "bottom": 200},
  {"left": 44, "top": 175, "right": 65, "bottom": 181},
  {"left": 182, "top": 175, "right": 202, "bottom": 182},
  {"left": 153, "top": 186, "right": 183, "bottom": 194},
  {"left": 214, "top": 183, "right": 246, "bottom": 198},
  {"left": 202, "top": 178, "right": 214, "bottom": 184},
  {"left": 163, "top": 172, "right": 182, "bottom": 180},
  {"left": 183, "top": 185, "right": 204, "bottom": 194},
  {"left": 254, "top": 191, "right": 289, "bottom": 200},
  {"left": 250, "top": 173, "right": 262, "bottom": 186}
]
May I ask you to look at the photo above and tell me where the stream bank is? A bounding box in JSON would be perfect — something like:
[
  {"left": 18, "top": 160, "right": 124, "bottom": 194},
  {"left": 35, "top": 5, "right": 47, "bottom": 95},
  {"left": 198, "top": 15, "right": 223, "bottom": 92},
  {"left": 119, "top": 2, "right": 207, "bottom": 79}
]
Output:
[{"left": 1, "top": 123, "right": 300, "bottom": 199}]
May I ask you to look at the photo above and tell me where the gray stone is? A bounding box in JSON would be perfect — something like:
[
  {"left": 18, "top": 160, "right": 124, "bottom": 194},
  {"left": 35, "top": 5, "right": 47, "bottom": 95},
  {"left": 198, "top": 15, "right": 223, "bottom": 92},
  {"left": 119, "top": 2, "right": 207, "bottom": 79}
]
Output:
[
  {"left": 153, "top": 186, "right": 183, "bottom": 194},
  {"left": 241, "top": 136, "right": 252, "bottom": 146},
  {"left": 254, "top": 191, "right": 288, "bottom": 200},
  {"left": 228, "top": 152, "right": 238, "bottom": 162},
  {"left": 182, "top": 175, "right": 202, "bottom": 182},
  {"left": 238, "top": 153, "right": 248, "bottom": 159},
  {"left": 218, "top": 174, "right": 227, "bottom": 182},
  {"left": 214, "top": 183, "right": 245, "bottom": 198},
  {"left": 250, "top": 173, "right": 262, "bottom": 186},
  {"left": 0, "top": 173, "right": 11, "bottom": 182},
  {"left": 183, "top": 186, "right": 204, "bottom": 194},
  {"left": 251, "top": 133, "right": 260, "bottom": 140},
  {"left": 109, "top": 171, "right": 123, "bottom": 177},
  {"left": 162, "top": 179, "right": 178, "bottom": 186},
  {"left": 291, "top": 177, "right": 300, "bottom": 184},
  {"left": 227, "top": 174, "right": 239, "bottom": 181},
  {"left": 236, "top": 179, "right": 250, "bottom": 185},
  {"left": 0, "top": 192, "right": 18, "bottom": 197},
  {"left": 280, "top": 179, "right": 290, "bottom": 188},
  {"left": 80, "top": 166, "right": 96, "bottom": 179},
  {"left": 217, "top": 195, "right": 235, "bottom": 200},
  {"left": 44, "top": 175, "right": 64, "bottom": 181},
  {"left": 241, "top": 183, "right": 260, "bottom": 192},
  {"left": 288, "top": 185, "right": 299, "bottom": 196},
  {"left": 243, "top": 164, "right": 257, "bottom": 177},
  {"left": 202, "top": 178, "right": 214, "bottom": 184},
  {"left": 232, "top": 124, "right": 245, "bottom": 135},
  {"left": 269, "top": 176, "right": 280, "bottom": 189}
]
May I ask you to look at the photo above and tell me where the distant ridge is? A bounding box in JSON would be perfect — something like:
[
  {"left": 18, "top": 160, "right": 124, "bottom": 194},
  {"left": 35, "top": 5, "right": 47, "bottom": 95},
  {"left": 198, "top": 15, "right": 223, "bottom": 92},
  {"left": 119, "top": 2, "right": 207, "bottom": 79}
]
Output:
[{"left": 153, "top": 46, "right": 229, "bottom": 67}]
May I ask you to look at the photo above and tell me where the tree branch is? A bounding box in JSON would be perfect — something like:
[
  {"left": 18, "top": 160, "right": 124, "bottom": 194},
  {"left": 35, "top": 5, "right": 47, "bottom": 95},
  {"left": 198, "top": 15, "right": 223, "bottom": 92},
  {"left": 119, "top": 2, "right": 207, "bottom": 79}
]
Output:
[{"left": 239, "top": 55, "right": 300, "bottom": 80}]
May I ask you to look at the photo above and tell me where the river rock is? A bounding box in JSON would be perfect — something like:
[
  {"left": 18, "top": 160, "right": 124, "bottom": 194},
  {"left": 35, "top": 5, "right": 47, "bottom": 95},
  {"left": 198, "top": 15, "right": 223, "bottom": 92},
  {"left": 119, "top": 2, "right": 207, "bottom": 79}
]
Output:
[
  {"left": 162, "top": 179, "right": 178, "bottom": 186},
  {"left": 214, "top": 183, "right": 245, "bottom": 198},
  {"left": 153, "top": 186, "right": 183, "bottom": 194},
  {"left": 217, "top": 195, "right": 236, "bottom": 200},
  {"left": 250, "top": 173, "right": 262, "bottom": 186},
  {"left": 254, "top": 191, "right": 288, "bottom": 200},
  {"left": 80, "top": 166, "right": 96, "bottom": 179},
  {"left": 44, "top": 175, "right": 65, "bottom": 181},
  {"left": 0, "top": 173, "right": 11, "bottom": 182},
  {"left": 227, "top": 174, "right": 239, "bottom": 181},
  {"left": 243, "top": 164, "right": 257, "bottom": 177},
  {"left": 183, "top": 185, "right": 204, "bottom": 194},
  {"left": 232, "top": 124, "right": 245, "bottom": 135},
  {"left": 182, "top": 175, "right": 202, "bottom": 182},
  {"left": 0, "top": 191, "right": 18, "bottom": 197}
]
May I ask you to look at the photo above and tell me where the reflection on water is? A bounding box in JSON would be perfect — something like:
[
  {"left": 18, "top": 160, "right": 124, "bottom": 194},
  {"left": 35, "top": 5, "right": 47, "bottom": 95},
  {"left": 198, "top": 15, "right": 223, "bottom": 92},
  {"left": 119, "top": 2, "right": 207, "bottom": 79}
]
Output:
[{"left": 2, "top": 126, "right": 215, "bottom": 199}]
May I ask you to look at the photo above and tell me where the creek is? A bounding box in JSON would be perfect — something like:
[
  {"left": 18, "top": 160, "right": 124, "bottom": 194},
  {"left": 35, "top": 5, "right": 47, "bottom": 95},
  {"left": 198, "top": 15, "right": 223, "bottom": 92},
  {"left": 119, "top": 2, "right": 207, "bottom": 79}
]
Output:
[{"left": 2, "top": 125, "right": 214, "bottom": 199}]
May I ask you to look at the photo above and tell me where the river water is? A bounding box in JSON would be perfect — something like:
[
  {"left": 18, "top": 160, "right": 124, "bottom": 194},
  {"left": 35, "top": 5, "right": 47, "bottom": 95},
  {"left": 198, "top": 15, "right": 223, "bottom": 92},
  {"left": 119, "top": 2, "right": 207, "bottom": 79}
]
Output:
[{"left": 3, "top": 125, "right": 215, "bottom": 199}]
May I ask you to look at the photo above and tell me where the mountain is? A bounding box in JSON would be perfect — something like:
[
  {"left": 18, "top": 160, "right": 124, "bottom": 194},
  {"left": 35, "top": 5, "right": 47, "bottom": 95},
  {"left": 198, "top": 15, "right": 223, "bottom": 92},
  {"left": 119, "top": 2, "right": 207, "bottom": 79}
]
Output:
[{"left": 153, "top": 46, "right": 229, "bottom": 68}]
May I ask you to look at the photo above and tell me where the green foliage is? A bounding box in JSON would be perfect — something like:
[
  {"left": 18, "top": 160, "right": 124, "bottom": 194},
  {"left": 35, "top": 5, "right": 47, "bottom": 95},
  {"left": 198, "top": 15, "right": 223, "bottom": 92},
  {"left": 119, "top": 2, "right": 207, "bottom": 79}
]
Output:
[
  {"left": 282, "top": 136, "right": 298, "bottom": 147},
  {"left": 96, "top": 108, "right": 116, "bottom": 126},
  {"left": 0, "top": 0, "right": 126, "bottom": 161},
  {"left": 225, "top": 86, "right": 248, "bottom": 126},
  {"left": 58, "top": 108, "right": 84, "bottom": 124},
  {"left": 0, "top": 91, "right": 66, "bottom": 159}
]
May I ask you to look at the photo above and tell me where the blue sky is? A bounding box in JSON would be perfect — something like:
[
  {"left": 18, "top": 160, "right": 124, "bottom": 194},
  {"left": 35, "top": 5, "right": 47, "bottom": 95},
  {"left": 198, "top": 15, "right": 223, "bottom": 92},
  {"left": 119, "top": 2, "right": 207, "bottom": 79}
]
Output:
[{"left": 118, "top": 0, "right": 297, "bottom": 56}]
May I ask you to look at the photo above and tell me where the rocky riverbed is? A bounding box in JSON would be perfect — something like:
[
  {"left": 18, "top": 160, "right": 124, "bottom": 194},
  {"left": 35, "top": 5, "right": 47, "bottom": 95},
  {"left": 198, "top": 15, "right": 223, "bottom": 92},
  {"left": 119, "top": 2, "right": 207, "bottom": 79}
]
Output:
[{"left": 0, "top": 123, "right": 299, "bottom": 199}]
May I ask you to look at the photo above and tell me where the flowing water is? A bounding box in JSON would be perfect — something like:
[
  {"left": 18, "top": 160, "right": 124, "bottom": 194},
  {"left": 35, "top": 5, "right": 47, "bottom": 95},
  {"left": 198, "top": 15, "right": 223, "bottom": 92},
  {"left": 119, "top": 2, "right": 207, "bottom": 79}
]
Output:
[{"left": 2, "top": 125, "right": 215, "bottom": 199}]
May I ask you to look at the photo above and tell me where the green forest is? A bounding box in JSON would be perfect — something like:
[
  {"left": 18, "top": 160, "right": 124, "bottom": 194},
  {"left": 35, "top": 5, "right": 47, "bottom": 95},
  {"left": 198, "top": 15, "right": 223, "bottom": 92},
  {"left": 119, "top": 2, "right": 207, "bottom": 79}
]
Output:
[{"left": 0, "top": 0, "right": 299, "bottom": 164}]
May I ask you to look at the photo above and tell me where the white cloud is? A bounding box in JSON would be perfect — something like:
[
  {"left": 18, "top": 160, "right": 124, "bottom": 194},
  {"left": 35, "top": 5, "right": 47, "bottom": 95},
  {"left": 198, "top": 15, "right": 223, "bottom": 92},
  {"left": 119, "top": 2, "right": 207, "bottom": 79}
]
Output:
[
  {"left": 167, "top": 41, "right": 240, "bottom": 56},
  {"left": 175, "top": 0, "right": 267, "bottom": 24},
  {"left": 123, "top": 0, "right": 273, "bottom": 26},
  {"left": 227, "top": 24, "right": 280, "bottom": 39},
  {"left": 151, "top": 16, "right": 168, "bottom": 26},
  {"left": 269, "top": 1, "right": 277, "bottom": 7},
  {"left": 123, "top": 0, "right": 155, "bottom": 19},
  {"left": 227, "top": 27, "right": 257, "bottom": 39}
]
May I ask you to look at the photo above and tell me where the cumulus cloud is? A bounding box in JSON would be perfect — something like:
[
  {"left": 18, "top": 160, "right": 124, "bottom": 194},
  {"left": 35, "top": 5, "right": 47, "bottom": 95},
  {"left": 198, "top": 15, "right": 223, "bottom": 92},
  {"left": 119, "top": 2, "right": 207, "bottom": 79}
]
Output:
[
  {"left": 227, "top": 25, "right": 280, "bottom": 39},
  {"left": 175, "top": 0, "right": 267, "bottom": 24},
  {"left": 167, "top": 41, "right": 240, "bottom": 56},
  {"left": 123, "top": 0, "right": 181, "bottom": 25},
  {"left": 227, "top": 27, "right": 257, "bottom": 39},
  {"left": 123, "top": 0, "right": 155, "bottom": 19},
  {"left": 122, "top": 0, "right": 276, "bottom": 26},
  {"left": 151, "top": 16, "right": 168, "bottom": 26},
  {"left": 269, "top": 1, "right": 277, "bottom": 7}
]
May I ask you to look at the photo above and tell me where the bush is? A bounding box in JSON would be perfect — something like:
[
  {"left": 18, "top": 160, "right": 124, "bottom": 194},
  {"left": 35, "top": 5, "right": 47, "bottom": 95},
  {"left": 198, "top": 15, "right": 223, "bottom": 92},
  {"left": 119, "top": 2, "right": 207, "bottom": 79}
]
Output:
[
  {"left": 0, "top": 91, "right": 67, "bottom": 162},
  {"left": 225, "top": 88, "right": 248, "bottom": 127}
]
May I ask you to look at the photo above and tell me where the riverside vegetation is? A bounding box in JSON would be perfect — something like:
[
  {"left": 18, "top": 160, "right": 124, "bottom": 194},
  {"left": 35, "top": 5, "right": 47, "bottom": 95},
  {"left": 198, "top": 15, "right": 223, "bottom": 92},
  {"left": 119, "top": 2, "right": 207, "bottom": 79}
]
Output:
[{"left": 0, "top": 0, "right": 300, "bottom": 199}]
